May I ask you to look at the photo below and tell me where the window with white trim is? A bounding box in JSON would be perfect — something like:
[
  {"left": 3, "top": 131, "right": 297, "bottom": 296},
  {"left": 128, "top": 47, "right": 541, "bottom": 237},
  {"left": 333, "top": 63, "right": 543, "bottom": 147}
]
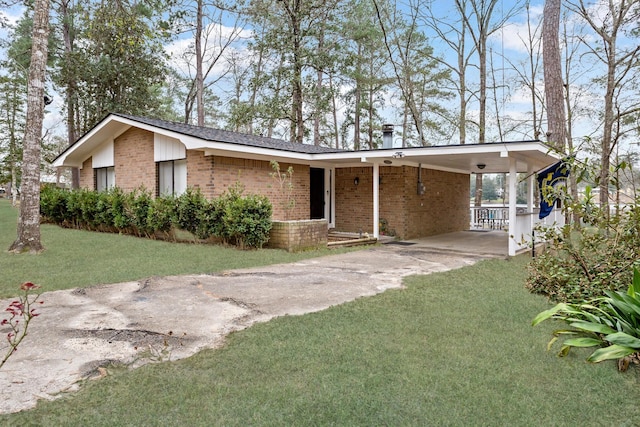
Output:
[
  {"left": 95, "top": 167, "right": 115, "bottom": 192},
  {"left": 157, "top": 159, "right": 187, "bottom": 196}
]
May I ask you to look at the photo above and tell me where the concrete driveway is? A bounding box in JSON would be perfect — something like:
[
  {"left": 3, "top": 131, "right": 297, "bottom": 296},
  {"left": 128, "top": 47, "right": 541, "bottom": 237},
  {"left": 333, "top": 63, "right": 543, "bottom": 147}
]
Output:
[{"left": 0, "top": 244, "right": 493, "bottom": 414}]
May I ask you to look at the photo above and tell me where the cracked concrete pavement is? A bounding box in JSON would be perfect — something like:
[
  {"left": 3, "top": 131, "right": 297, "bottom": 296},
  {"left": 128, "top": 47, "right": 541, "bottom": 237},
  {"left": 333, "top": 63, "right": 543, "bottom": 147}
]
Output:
[{"left": 0, "top": 244, "right": 491, "bottom": 414}]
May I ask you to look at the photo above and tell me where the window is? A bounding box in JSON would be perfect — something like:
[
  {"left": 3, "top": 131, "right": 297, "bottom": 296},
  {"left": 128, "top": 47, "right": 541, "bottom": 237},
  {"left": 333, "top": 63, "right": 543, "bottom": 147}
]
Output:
[
  {"left": 95, "top": 167, "right": 115, "bottom": 192},
  {"left": 157, "top": 159, "right": 187, "bottom": 196}
]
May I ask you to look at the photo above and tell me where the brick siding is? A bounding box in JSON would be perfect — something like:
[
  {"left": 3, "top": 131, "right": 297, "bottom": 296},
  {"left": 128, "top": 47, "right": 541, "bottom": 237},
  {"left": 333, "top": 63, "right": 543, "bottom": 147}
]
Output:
[
  {"left": 335, "top": 165, "right": 470, "bottom": 239},
  {"left": 79, "top": 158, "right": 93, "bottom": 189},
  {"left": 268, "top": 219, "right": 328, "bottom": 251},
  {"left": 335, "top": 167, "right": 373, "bottom": 234},
  {"left": 113, "top": 128, "right": 156, "bottom": 192},
  {"left": 200, "top": 156, "right": 311, "bottom": 221}
]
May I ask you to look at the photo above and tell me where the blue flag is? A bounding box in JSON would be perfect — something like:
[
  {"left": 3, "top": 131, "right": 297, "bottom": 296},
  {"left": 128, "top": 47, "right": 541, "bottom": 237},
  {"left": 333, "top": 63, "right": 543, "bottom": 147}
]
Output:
[{"left": 537, "top": 159, "right": 571, "bottom": 219}]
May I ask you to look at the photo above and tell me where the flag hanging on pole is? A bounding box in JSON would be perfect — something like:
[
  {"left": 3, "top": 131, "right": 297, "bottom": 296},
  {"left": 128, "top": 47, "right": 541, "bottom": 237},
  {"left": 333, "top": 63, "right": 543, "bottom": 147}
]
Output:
[{"left": 537, "top": 158, "right": 571, "bottom": 219}]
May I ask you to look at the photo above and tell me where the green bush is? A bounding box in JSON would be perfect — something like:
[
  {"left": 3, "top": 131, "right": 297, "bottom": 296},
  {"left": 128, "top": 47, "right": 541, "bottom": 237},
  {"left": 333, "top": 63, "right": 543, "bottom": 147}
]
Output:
[
  {"left": 64, "top": 188, "right": 85, "bottom": 228},
  {"left": 147, "top": 196, "right": 175, "bottom": 237},
  {"left": 218, "top": 185, "right": 272, "bottom": 249},
  {"left": 39, "top": 186, "right": 273, "bottom": 249},
  {"left": 40, "top": 185, "right": 68, "bottom": 224},
  {"left": 126, "top": 189, "right": 155, "bottom": 237},
  {"left": 173, "top": 188, "right": 209, "bottom": 238},
  {"left": 194, "top": 198, "right": 223, "bottom": 240},
  {"left": 108, "top": 187, "right": 131, "bottom": 230},
  {"left": 527, "top": 192, "right": 640, "bottom": 303}
]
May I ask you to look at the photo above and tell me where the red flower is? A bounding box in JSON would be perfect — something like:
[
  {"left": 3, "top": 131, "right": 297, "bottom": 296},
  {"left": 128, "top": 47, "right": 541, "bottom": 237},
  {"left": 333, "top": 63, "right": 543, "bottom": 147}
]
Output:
[{"left": 20, "top": 282, "right": 39, "bottom": 291}]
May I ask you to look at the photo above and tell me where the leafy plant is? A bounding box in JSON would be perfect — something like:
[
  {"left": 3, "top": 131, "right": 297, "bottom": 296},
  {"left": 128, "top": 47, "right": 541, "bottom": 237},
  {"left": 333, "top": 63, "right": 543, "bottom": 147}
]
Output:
[
  {"left": 1, "top": 282, "right": 42, "bottom": 369},
  {"left": 218, "top": 183, "right": 272, "bottom": 249},
  {"left": 173, "top": 188, "right": 209, "bottom": 238},
  {"left": 38, "top": 185, "right": 272, "bottom": 249},
  {"left": 126, "top": 188, "right": 155, "bottom": 237},
  {"left": 533, "top": 268, "right": 640, "bottom": 370},
  {"left": 526, "top": 189, "right": 640, "bottom": 302},
  {"left": 40, "top": 185, "right": 68, "bottom": 224}
]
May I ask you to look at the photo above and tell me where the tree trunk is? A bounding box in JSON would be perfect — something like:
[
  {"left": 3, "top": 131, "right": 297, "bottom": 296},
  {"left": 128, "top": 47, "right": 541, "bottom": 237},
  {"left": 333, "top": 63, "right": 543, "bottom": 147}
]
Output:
[
  {"left": 329, "top": 73, "right": 339, "bottom": 149},
  {"left": 354, "top": 43, "right": 362, "bottom": 151},
  {"left": 60, "top": 0, "right": 80, "bottom": 188},
  {"left": 473, "top": 37, "right": 486, "bottom": 207},
  {"left": 9, "top": 0, "right": 50, "bottom": 253},
  {"left": 195, "top": 0, "right": 205, "bottom": 126},
  {"left": 542, "top": 0, "right": 567, "bottom": 152},
  {"left": 458, "top": 31, "right": 467, "bottom": 145},
  {"left": 313, "top": 20, "right": 326, "bottom": 146},
  {"left": 599, "top": 56, "right": 616, "bottom": 214}
]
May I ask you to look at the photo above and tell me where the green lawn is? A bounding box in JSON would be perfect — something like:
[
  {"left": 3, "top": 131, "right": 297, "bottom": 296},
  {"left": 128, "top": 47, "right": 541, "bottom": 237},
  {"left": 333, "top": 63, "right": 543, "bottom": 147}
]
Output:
[
  {"left": 0, "top": 199, "right": 354, "bottom": 297},
  {"left": 2, "top": 199, "right": 640, "bottom": 425}
]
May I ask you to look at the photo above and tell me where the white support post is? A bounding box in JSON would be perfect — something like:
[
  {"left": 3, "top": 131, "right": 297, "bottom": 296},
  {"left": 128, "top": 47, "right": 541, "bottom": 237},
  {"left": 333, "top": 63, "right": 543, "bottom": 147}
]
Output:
[
  {"left": 527, "top": 165, "right": 535, "bottom": 210},
  {"left": 373, "top": 163, "right": 380, "bottom": 239},
  {"left": 508, "top": 157, "right": 518, "bottom": 256},
  {"left": 527, "top": 163, "right": 535, "bottom": 235}
]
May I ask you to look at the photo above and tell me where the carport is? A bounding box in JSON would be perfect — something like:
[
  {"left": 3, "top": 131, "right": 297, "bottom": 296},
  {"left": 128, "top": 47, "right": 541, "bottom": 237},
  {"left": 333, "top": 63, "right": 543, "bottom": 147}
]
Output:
[{"left": 317, "top": 140, "right": 561, "bottom": 256}]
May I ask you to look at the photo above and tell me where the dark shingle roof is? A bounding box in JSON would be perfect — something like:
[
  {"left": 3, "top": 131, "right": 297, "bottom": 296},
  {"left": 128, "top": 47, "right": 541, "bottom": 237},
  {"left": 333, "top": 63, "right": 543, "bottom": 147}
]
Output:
[{"left": 115, "top": 113, "right": 343, "bottom": 154}]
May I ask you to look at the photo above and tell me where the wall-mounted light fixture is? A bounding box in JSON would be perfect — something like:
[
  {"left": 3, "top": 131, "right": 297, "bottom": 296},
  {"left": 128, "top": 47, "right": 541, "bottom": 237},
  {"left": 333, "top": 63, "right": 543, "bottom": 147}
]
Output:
[
  {"left": 354, "top": 177, "right": 360, "bottom": 186},
  {"left": 392, "top": 151, "right": 405, "bottom": 159},
  {"left": 477, "top": 163, "right": 486, "bottom": 170}
]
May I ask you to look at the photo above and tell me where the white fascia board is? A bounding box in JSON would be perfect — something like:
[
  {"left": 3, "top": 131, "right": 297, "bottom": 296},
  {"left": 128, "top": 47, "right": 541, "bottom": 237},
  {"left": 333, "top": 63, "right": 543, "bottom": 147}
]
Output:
[
  {"left": 53, "top": 115, "right": 140, "bottom": 167},
  {"left": 53, "top": 132, "right": 127, "bottom": 168},
  {"left": 52, "top": 118, "right": 117, "bottom": 167},
  {"left": 203, "top": 145, "right": 313, "bottom": 163}
]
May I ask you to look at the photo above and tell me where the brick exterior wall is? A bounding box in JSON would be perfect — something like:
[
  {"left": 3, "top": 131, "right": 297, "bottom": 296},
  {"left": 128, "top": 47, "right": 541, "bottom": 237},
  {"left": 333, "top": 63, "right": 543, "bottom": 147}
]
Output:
[
  {"left": 201, "top": 156, "right": 310, "bottom": 221},
  {"left": 268, "top": 219, "right": 328, "bottom": 252},
  {"left": 335, "top": 166, "right": 470, "bottom": 239},
  {"left": 113, "top": 128, "right": 156, "bottom": 192},
  {"left": 335, "top": 167, "right": 373, "bottom": 234},
  {"left": 186, "top": 150, "right": 215, "bottom": 196},
  {"left": 79, "top": 158, "right": 93, "bottom": 189}
]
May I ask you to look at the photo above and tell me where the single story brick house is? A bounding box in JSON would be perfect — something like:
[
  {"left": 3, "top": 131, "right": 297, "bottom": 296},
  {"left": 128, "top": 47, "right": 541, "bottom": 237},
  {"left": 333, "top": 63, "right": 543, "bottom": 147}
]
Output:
[{"left": 52, "top": 113, "right": 560, "bottom": 255}]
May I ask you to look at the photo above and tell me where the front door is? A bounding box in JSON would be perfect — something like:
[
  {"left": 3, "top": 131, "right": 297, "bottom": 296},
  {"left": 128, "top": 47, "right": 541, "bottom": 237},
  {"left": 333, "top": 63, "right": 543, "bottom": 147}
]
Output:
[{"left": 310, "top": 168, "right": 325, "bottom": 219}]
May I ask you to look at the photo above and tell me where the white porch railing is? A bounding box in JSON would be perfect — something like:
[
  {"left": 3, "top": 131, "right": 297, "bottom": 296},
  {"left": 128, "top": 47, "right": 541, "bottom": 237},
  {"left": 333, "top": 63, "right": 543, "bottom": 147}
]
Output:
[
  {"left": 469, "top": 207, "right": 509, "bottom": 230},
  {"left": 511, "top": 209, "right": 565, "bottom": 253},
  {"left": 470, "top": 206, "right": 566, "bottom": 254}
]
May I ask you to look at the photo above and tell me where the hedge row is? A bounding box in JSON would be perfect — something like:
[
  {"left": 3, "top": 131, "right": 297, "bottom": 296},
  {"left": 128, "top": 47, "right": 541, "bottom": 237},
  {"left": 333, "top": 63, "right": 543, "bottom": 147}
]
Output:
[{"left": 40, "top": 185, "right": 273, "bottom": 249}]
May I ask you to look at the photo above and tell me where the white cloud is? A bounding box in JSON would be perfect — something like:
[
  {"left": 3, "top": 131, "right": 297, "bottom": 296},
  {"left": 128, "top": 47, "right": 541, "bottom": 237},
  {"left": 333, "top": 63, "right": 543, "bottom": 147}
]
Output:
[
  {"left": 0, "top": 6, "right": 24, "bottom": 28},
  {"left": 495, "top": 3, "right": 544, "bottom": 54}
]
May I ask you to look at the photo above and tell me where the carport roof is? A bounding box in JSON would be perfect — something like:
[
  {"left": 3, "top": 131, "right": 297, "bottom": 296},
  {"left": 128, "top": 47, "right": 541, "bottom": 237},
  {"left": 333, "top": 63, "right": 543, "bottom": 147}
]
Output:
[{"left": 52, "top": 113, "right": 560, "bottom": 174}]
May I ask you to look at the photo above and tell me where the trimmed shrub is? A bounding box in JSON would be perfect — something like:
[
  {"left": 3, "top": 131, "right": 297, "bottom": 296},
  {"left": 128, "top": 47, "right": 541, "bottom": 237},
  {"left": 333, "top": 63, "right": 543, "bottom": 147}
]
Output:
[
  {"left": 147, "top": 196, "right": 175, "bottom": 237},
  {"left": 39, "top": 185, "right": 273, "bottom": 249},
  {"left": 173, "top": 188, "right": 209, "bottom": 237},
  {"left": 218, "top": 186, "right": 272, "bottom": 249},
  {"left": 126, "top": 188, "right": 155, "bottom": 237},
  {"left": 40, "top": 185, "right": 68, "bottom": 224},
  {"left": 108, "top": 187, "right": 131, "bottom": 230}
]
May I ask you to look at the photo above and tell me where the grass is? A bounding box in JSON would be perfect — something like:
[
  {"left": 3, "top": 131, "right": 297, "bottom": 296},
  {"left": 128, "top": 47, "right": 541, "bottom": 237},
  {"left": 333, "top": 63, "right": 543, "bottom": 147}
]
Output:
[
  {"left": 3, "top": 254, "right": 640, "bottom": 425},
  {"left": 0, "top": 199, "right": 356, "bottom": 297}
]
